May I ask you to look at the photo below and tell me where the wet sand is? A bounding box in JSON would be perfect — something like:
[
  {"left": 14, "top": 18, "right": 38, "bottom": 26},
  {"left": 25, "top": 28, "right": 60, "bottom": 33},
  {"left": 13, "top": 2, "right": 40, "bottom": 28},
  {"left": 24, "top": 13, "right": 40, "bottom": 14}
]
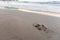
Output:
[{"left": 0, "top": 9, "right": 60, "bottom": 40}]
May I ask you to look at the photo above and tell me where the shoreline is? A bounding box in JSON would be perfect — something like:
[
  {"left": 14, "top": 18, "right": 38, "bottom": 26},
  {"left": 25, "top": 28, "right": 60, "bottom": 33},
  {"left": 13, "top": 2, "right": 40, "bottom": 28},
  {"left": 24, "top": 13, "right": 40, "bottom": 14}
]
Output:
[
  {"left": 18, "top": 9, "right": 60, "bottom": 17},
  {"left": 0, "top": 7, "right": 60, "bottom": 17}
]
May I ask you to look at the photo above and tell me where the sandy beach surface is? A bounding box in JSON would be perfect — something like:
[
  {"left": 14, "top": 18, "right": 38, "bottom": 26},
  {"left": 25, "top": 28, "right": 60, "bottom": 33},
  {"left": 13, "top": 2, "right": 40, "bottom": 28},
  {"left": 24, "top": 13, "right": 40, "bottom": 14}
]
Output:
[{"left": 0, "top": 9, "right": 60, "bottom": 40}]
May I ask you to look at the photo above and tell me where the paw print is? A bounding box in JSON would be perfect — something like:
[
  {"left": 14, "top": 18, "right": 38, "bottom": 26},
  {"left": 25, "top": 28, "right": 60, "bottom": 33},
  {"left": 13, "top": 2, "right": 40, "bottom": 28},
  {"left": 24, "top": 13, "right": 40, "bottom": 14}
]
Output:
[{"left": 33, "top": 23, "right": 47, "bottom": 31}]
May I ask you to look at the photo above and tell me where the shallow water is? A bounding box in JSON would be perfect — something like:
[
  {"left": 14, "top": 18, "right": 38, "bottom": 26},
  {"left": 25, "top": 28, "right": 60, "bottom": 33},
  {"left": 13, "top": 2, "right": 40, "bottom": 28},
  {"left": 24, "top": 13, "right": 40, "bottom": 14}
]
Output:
[{"left": 0, "top": 1, "right": 60, "bottom": 13}]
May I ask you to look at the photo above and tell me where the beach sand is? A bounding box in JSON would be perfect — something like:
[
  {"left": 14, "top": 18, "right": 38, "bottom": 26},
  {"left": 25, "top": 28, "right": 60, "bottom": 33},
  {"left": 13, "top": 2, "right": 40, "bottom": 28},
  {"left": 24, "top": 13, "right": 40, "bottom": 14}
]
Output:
[{"left": 0, "top": 9, "right": 60, "bottom": 40}]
